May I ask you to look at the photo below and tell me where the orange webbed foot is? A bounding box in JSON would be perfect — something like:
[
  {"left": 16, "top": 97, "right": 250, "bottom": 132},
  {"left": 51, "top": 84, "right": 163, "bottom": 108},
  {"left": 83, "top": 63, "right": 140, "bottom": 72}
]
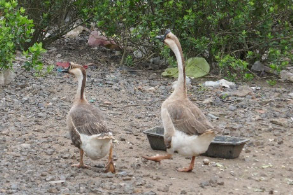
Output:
[
  {"left": 105, "top": 160, "right": 116, "bottom": 173},
  {"left": 142, "top": 154, "right": 172, "bottom": 164},
  {"left": 177, "top": 167, "right": 193, "bottom": 172},
  {"left": 71, "top": 163, "right": 89, "bottom": 169}
]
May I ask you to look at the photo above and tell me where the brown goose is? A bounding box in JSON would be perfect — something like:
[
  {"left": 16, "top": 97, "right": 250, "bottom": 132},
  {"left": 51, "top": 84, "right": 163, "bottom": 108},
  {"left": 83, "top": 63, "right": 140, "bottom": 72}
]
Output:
[
  {"left": 62, "top": 62, "right": 115, "bottom": 173},
  {"left": 143, "top": 30, "right": 216, "bottom": 172}
]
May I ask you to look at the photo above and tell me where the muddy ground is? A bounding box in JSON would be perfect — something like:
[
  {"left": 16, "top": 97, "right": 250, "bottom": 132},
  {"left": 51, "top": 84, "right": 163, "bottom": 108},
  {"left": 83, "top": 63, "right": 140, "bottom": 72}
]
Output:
[{"left": 0, "top": 36, "right": 293, "bottom": 195}]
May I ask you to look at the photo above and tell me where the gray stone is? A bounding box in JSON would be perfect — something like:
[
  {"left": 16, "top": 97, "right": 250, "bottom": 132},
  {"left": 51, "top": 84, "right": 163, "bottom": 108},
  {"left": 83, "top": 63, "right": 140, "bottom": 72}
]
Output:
[{"left": 228, "top": 105, "right": 237, "bottom": 111}]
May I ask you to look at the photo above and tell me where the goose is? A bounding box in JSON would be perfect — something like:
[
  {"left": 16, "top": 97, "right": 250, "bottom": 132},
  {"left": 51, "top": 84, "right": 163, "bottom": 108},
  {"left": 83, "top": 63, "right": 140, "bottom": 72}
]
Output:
[
  {"left": 143, "top": 30, "right": 216, "bottom": 172},
  {"left": 61, "top": 62, "right": 115, "bottom": 173}
]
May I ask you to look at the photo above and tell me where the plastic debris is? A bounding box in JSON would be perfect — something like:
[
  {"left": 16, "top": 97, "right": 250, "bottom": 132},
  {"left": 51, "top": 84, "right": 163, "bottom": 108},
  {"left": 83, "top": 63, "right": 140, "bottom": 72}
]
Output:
[
  {"left": 88, "top": 30, "right": 119, "bottom": 50},
  {"left": 65, "top": 26, "right": 86, "bottom": 39},
  {"left": 203, "top": 79, "right": 236, "bottom": 88}
]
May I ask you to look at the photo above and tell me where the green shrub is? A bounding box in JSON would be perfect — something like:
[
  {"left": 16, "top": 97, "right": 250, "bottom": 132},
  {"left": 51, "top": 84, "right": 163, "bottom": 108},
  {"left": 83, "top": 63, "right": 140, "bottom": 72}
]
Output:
[
  {"left": 18, "top": 0, "right": 98, "bottom": 47},
  {"left": 0, "top": 0, "right": 46, "bottom": 74},
  {"left": 93, "top": 0, "right": 293, "bottom": 79},
  {"left": 216, "top": 54, "right": 253, "bottom": 81}
]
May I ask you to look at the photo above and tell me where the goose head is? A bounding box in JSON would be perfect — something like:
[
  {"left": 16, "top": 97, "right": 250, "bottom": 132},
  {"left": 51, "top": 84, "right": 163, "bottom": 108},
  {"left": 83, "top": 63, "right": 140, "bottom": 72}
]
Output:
[
  {"left": 62, "top": 62, "right": 86, "bottom": 77},
  {"left": 156, "top": 29, "right": 180, "bottom": 50}
]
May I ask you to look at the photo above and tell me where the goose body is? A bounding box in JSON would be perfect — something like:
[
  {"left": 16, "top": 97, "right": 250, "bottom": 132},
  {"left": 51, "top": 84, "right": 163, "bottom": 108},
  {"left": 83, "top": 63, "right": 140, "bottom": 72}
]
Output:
[
  {"left": 162, "top": 98, "right": 215, "bottom": 158},
  {"left": 67, "top": 103, "right": 113, "bottom": 160},
  {"left": 62, "top": 63, "right": 115, "bottom": 173},
  {"left": 143, "top": 30, "right": 215, "bottom": 172}
]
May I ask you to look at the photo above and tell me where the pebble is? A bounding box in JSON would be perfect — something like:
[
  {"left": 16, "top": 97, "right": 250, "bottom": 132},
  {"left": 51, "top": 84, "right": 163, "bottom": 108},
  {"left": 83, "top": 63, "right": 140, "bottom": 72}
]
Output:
[
  {"left": 144, "top": 191, "right": 157, "bottom": 195},
  {"left": 228, "top": 105, "right": 237, "bottom": 111},
  {"left": 203, "top": 158, "right": 210, "bottom": 165}
]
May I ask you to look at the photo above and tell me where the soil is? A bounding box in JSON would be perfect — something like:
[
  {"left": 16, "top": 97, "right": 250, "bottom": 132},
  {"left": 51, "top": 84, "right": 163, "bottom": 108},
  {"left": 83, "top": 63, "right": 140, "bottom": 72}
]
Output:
[{"left": 0, "top": 35, "right": 293, "bottom": 195}]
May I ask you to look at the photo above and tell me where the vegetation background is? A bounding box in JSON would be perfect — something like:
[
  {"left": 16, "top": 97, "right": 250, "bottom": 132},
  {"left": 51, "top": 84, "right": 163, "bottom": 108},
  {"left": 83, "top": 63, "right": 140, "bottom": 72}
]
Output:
[{"left": 1, "top": 0, "right": 292, "bottom": 81}]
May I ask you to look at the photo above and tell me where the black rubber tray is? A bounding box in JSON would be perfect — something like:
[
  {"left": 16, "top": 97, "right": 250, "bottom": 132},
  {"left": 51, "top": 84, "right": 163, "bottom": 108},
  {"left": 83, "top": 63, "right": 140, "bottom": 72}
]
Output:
[{"left": 144, "top": 127, "right": 249, "bottom": 159}]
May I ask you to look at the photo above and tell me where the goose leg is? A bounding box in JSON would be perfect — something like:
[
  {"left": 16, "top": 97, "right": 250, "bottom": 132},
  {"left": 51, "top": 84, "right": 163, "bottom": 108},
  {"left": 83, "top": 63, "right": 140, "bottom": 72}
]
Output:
[
  {"left": 72, "top": 149, "right": 89, "bottom": 168},
  {"left": 105, "top": 143, "right": 115, "bottom": 173},
  {"left": 177, "top": 156, "right": 195, "bottom": 172},
  {"left": 142, "top": 154, "right": 172, "bottom": 164}
]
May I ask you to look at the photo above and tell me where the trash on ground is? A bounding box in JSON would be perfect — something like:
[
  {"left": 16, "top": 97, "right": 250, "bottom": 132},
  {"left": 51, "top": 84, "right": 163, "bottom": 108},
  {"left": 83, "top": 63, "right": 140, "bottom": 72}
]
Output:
[
  {"left": 203, "top": 79, "right": 236, "bottom": 88},
  {"left": 65, "top": 26, "right": 87, "bottom": 39},
  {"left": 88, "top": 30, "right": 119, "bottom": 50}
]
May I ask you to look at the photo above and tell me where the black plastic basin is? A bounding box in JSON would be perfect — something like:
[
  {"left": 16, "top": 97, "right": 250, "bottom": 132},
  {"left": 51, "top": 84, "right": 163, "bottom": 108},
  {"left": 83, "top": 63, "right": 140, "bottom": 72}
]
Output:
[{"left": 143, "top": 127, "right": 249, "bottom": 159}]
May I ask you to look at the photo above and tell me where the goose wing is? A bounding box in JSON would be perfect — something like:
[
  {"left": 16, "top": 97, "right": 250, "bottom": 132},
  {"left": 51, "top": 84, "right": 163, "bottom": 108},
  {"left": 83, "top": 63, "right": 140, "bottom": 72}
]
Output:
[
  {"left": 68, "top": 104, "right": 109, "bottom": 136},
  {"left": 166, "top": 100, "right": 213, "bottom": 135}
]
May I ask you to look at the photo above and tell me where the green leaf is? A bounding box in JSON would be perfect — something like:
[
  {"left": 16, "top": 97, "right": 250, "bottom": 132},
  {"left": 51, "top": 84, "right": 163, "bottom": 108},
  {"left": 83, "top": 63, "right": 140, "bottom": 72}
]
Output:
[{"left": 162, "top": 57, "right": 210, "bottom": 78}]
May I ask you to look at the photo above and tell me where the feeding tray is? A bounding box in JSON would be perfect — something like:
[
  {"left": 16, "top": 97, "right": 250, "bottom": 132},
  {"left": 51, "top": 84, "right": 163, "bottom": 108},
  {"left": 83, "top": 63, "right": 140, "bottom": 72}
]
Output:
[{"left": 143, "top": 127, "right": 249, "bottom": 159}]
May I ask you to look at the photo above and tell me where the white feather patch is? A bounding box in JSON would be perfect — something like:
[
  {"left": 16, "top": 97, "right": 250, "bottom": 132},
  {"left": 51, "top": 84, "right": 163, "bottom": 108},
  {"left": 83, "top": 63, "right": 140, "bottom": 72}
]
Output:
[
  {"left": 167, "top": 130, "right": 215, "bottom": 157},
  {"left": 80, "top": 133, "right": 112, "bottom": 160}
]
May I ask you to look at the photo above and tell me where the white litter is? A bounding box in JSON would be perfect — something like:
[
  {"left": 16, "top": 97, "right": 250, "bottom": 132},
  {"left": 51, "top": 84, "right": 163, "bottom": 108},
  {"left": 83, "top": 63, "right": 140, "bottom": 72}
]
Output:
[{"left": 203, "top": 79, "right": 236, "bottom": 88}]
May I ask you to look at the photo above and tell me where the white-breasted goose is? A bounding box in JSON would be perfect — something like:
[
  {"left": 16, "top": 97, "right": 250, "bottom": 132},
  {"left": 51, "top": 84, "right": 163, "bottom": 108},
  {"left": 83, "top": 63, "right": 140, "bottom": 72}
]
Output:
[
  {"left": 143, "top": 30, "right": 216, "bottom": 172},
  {"left": 62, "top": 62, "right": 115, "bottom": 173}
]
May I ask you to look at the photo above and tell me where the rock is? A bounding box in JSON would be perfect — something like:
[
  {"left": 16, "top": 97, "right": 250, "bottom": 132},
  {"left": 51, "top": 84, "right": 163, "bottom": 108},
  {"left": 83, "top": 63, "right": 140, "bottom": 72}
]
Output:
[
  {"left": 203, "top": 97, "right": 213, "bottom": 104},
  {"left": 209, "top": 177, "right": 218, "bottom": 187},
  {"left": 123, "top": 184, "right": 134, "bottom": 194},
  {"left": 228, "top": 105, "right": 237, "bottom": 111},
  {"left": 280, "top": 70, "right": 293, "bottom": 82},
  {"left": 251, "top": 61, "right": 265, "bottom": 72},
  {"left": 144, "top": 191, "right": 157, "bottom": 195},
  {"left": 276, "top": 137, "right": 283, "bottom": 145},
  {"left": 203, "top": 158, "right": 210, "bottom": 165},
  {"left": 230, "top": 171, "right": 236, "bottom": 176},
  {"left": 10, "top": 183, "right": 19, "bottom": 190},
  {"left": 0, "top": 69, "right": 16, "bottom": 86},
  {"left": 100, "top": 172, "right": 114, "bottom": 178},
  {"left": 199, "top": 181, "right": 210, "bottom": 188},
  {"left": 157, "top": 185, "right": 169, "bottom": 192},
  {"left": 133, "top": 47, "right": 146, "bottom": 58},
  {"left": 231, "top": 85, "right": 254, "bottom": 97},
  {"left": 20, "top": 144, "right": 31, "bottom": 149},
  {"left": 270, "top": 118, "right": 288, "bottom": 127}
]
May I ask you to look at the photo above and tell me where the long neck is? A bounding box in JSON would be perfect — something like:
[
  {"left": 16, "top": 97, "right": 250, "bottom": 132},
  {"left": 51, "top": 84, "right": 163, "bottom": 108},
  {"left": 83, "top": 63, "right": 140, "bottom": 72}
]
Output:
[
  {"left": 171, "top": 42, "right": 186, "bottom": 97},
  {"left": 75, "top": 71, "right": 86, "bottom": 101}
]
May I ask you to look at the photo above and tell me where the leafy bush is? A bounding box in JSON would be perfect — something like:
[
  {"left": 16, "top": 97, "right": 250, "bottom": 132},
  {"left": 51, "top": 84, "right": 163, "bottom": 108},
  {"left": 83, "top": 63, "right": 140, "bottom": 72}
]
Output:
[
  {"left": 18, "top": 0, "right": 98, "bottom": 47},
  {"left": 216, "top": 55, "right": 253, "bottom": 81},
  {"left": 0, "top": 0, "right": 46, "bottom": 74},
  {"left": 93, "top": 0, "right": 293, "bottom": 79}
]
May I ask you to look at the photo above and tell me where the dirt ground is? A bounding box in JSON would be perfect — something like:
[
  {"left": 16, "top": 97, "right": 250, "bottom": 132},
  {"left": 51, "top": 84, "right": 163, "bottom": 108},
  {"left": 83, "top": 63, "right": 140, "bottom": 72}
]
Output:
[{"left": 0, "top": 36, "right": 293, "bottom": 195}]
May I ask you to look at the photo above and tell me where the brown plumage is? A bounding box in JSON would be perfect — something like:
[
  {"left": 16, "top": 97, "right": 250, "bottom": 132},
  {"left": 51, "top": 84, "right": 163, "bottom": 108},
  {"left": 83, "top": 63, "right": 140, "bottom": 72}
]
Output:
[
  {"left": 62, "top": 63, "right": 115, "bottom": 173},
  {"left": 143, "top": 30, "right": 215, "bottom": 172},
  {"left": 68, "top": 103, "right": 109, "bottom": 149}
]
